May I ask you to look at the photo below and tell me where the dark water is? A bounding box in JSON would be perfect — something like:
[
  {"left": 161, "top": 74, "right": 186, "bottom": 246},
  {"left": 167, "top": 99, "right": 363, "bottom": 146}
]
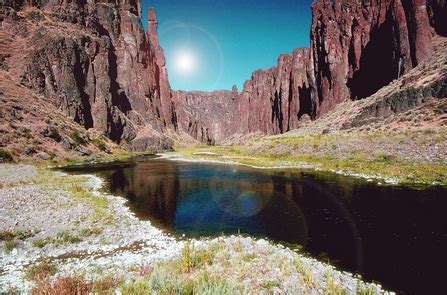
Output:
[{"left": 64, "top": 156, "right": 447, "bottom": 294}]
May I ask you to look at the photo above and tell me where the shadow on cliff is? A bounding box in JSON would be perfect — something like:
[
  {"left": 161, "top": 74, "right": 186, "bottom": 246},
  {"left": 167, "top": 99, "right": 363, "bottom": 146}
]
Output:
[
  {"left": 347, "top": 13, "right": 397, "bottom": 100},
  {"left": 73, "top": 50, "right": 94, "bottom": 129}
]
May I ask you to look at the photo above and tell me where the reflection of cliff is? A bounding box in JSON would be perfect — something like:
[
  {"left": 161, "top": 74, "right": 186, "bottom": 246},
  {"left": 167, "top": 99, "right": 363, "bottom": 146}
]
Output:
[{"left": 108, "top": 162, "right": 179, "bottom": 225}]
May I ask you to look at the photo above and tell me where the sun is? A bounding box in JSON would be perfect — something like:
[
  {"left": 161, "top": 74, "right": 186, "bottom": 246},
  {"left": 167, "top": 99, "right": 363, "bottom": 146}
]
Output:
[{"left": 174, "top": 50, "right": 198, "bottom": 76}]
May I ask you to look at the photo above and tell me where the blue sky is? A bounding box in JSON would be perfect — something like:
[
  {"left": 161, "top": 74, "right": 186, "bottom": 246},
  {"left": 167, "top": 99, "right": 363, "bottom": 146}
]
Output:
[{"left": 142, "top": 0, "right": 313, "bottom": 91}]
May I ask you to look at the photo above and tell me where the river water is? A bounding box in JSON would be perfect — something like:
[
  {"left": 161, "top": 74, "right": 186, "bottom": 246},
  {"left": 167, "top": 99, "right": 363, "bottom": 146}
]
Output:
[{"left": 64, "top": 155, "right": 447, "bottom": 294}]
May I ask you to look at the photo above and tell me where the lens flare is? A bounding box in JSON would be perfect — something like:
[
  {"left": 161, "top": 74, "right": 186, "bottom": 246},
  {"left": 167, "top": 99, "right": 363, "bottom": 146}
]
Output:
[{"left": 174, "top": 49, "right": 198, "bottom": 76}]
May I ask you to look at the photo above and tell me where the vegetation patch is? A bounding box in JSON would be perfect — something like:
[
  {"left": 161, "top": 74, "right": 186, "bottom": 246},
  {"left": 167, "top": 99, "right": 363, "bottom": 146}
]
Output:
[
  {"left": 0, "top": 148, "right": 14, "bottom": 162},
  {"left": 32, "top": 230, "right": 82, "bottom": 248},
  {"left": 69, "top": 130, "right": 86, "bottom": 147},
  {"left": 25, "top": 261, "right": 58, "bottom": 282},
  {"left": 177, "top": 128, "right": 447, "bottom": 186}
]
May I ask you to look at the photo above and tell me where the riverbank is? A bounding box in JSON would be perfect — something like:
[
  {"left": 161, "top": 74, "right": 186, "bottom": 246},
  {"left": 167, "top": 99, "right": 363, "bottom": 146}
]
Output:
[
  {"left": 0, "top": 163, "right": 391, "bottom": 294},
  {"left": 174, "top": 127, "right": 447, "bottom": 187}
]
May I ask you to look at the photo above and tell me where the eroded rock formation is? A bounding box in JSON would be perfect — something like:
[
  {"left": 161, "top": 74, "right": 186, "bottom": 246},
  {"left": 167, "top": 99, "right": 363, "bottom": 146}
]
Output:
[
  {"left": 172, "top": 90, "right": 237, "bottom": 144},
  {"left": 311, "top": 0, "right": 434, "bottom": 115},
  {"left": 1, "top": 0, "right": 173, "bottom": 150},
  {"left": 179, "top": 0, "right": 444, "bottom": 143},
  {"left": 1, "top": 0, "right": 445, "bottom": 149},
  {"left": 234, "top": 48, "right": 315, "bottom": 135}
]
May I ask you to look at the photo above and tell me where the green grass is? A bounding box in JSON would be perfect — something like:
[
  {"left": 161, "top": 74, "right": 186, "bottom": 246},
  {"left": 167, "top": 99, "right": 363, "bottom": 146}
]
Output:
[
  {"left": 325, "top": 271, "right": 348, "bottom": 295},
  {"left": 46, "top": 150, "right": 149, "bottom": 168},
  {"left": 32, "top": 167, "right": 114, "bottom": 224},
  {"left": 4, "top": 240, "right": 18, "bottom": 253},
  {"left": 32, "top": 230, "right": 82, "bottom": 248},
  {"left": 26, "top": 237, "right": 384, "bottom": 294},
  {"left": 176, "top": 128, "right": 447, "bottom": 186},
  {"left": 0, "top": 229, "right": 37, "bottom": 241},
  {"left": 1, "top": 229, "right": 39, "bottom": 253},
  {"left": 0, "top": 148, "right": 14, "bottom": 162},
  {"left": 25, "top": 261, "right": 58, "bottom": 281},
  {"left": 69, "top": 130, "right": 86, "bottom": 146}
]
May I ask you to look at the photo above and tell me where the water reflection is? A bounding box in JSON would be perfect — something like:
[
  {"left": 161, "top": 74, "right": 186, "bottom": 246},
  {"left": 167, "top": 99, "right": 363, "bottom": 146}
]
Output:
[{"left": 63, "top": 156, "right": 447, "bottom": 294}]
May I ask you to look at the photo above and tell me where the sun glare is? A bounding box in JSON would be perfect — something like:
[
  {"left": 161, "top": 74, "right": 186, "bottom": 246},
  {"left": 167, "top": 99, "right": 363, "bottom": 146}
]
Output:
[{"left": 174, "top": 50, "right": 198, "bottom": 76}]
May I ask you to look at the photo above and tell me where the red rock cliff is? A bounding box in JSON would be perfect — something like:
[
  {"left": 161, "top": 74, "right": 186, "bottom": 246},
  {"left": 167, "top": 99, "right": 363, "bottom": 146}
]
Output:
[
  {"left": 172, "top": 90, "right": 237, "bottom": 144},
  {"left": 234, "top": 48, "right": 315, "bottom": 135},
  {"left": 1, "top": 0, "right": 444, "bottom": 147},
  {"left": 311, "top": 0, "right": 434, "bottom": 115},
  {"left": 0, "top": 0, "right": 173, "bottom": 150}
]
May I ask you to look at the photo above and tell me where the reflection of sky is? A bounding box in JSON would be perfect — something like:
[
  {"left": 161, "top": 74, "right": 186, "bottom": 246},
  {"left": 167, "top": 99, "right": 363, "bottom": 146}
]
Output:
[
  {"left": 142, "top": 0, "right": 313, "bottom": 91},
  {"left": 173, "top": 188, "right": 266, "bottom": 236}
]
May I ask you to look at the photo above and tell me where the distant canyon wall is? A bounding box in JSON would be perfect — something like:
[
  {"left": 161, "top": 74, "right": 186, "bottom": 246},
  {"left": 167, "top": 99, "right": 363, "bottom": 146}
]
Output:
[
  {"left": 175, "top": 0, "right": 445, "bottom": 144},
  {"left": 1, "top": 0, "right": 445, "bottom": 148},
  {"left": 172, "top": 90, "right": 237, "bottom": 144}
]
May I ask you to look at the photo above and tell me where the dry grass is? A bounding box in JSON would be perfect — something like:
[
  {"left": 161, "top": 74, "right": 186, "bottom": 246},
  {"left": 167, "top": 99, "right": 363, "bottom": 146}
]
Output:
[{"left": 31, "top": 276, "right": 92, "bottom": 295}]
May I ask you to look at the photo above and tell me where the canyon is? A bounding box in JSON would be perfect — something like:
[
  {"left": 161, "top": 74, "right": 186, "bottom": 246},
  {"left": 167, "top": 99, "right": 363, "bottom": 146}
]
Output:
[{"left": 0, "top": 0, "right": 446, "bottom": 157}]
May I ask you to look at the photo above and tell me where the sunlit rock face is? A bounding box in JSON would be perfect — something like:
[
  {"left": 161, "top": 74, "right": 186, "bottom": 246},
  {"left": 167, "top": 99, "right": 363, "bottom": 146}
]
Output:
[
  {"left": 175, "top": 49, "right": 316, "bottom": 142},
  {"left": 234, "top": 48, "right": 315, "bottom": 135},
  {"left": 1, "top": 0, "right": 173, "bottom": 150},
  {"left": 172, "top": 90, "right": 237, "bottom": 144},
  {"left": 177, "top": 0, "right": 443, "bottom": 142},
  {"left": 311, "top": 0, "right": 434, "bottom": 116},
  {"left": 1, "top": 0, "right": 444, "bottom": 147}
]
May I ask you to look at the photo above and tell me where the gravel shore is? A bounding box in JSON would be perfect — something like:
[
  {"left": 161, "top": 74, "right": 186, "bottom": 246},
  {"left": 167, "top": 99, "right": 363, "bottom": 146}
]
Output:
[{"left": 0, "top": 164, "right": 392, "bottom": 294}]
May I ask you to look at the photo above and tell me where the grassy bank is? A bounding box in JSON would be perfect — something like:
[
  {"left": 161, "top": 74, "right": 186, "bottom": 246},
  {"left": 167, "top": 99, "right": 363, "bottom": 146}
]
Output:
[
  {"left": 23, "top": 237, "right": 382, "bottom": 294},
  {"left": 176, "top": 128, "right": 447, "bottom": 186}
]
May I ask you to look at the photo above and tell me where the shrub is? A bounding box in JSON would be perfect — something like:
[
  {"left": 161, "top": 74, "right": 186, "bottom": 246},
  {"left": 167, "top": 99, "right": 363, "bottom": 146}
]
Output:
[
  {"left": 70, "top": 131, "right": 86, "bottom": 146},
  {"left": 48, "top": 127, "right": 61, "bottom": 142},
  {"left": 120, "top": 279, "right": 151, "bottom": 295},
  {"left": 25, "top": 261, "right": 57, "bottom": 281},
  {"left": 32, "top": 237, "right": 53, "bottom": 248},
  {"left": 4, "top": 240, "right": 17, "bottom": 253},
  {"left": 94, "top": 138, "right": 107, "bottom": 152},
  {"left": 92, "top": 276, "right": 123, "bottom": 294},
  {"left": 181, "top": 241, "right": 194, "bottom": 273},
  {"left": 0, "top": 148, "right": 13, "bottom": 162},
  {"left": 32, "top": 275, "right": 92, "bottom": 295}
]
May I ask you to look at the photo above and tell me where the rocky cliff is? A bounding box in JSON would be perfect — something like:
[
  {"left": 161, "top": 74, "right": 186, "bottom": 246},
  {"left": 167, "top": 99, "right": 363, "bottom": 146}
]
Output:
[
  {"left": 234, "top": 48, "right": 315, "bottom": 135},
  {"left": 178, "top": 0, "right": 445, "bottom": 143},
  {"left": 1, "top": 0, "right": 445, "bottom": 151},
  {"left": 1, "top": 0, "right": 173, "bottom": 151},
  {"left": 311, "top": 0, "right": 435, "bottom": 116},
  {"left": 172, "top": 89, "right": 237, "bottom": 144}
]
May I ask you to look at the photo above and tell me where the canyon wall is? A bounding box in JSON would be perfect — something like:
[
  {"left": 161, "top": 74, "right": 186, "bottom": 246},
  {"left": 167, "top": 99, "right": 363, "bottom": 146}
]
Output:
[
  {"left": 427, "top": 0, "right": 447, "bottom": 36},
  {"left": 1, "top": 0, "right": 445, "bottom": 148},
  {"left": 233, "top": 48, "right": 315, "bottom": 135},
  {"left": 311, "top": 0, "right": 434, "bottom": 115},
  {"left": 172, "top": 89, "right": 237, "bottom": 144},
  {"left": 1, "top": 0, "right": 173, "bottom": 150},
  {"left": 178, "top": 0, "right": 444, "bottom": 143}
]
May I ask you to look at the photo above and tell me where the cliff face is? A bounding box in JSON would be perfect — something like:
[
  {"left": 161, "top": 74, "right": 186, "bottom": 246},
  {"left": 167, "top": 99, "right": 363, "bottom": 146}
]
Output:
[
  {"left": 427, "top": 0, "right": 447, "bottom": 36},
  {"left": 172, "top": 89, "right": 237, "bottom": 144},
  {"left": 234, "top": 48, "right": 315, "bottom": 135},
  {"left": 1, "top": 0, "right": 445, "bottom": 149},
  {"left": 0, "top": 0, "right": 173, "bottom": 150},
  {"left": 180, "top": 0, "right": 444, "bottom": 143},
  {"left": 311, "top": 0, "right": 434, "bottom": 115}
]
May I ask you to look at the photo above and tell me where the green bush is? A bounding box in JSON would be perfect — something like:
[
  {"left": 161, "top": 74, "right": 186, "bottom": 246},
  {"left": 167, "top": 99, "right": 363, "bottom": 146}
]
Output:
[
  {"left": 4, "top": 240, "right": 17, "bottom": 253},
  {"left": 0, "top": 148, "right": 13, "bottom": 162},
  {"left": 70, "top": 131, "right": 86, "bottom": 146},
  {"left": 48, "top": 127, "right": 61, "bottom": 142}
]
